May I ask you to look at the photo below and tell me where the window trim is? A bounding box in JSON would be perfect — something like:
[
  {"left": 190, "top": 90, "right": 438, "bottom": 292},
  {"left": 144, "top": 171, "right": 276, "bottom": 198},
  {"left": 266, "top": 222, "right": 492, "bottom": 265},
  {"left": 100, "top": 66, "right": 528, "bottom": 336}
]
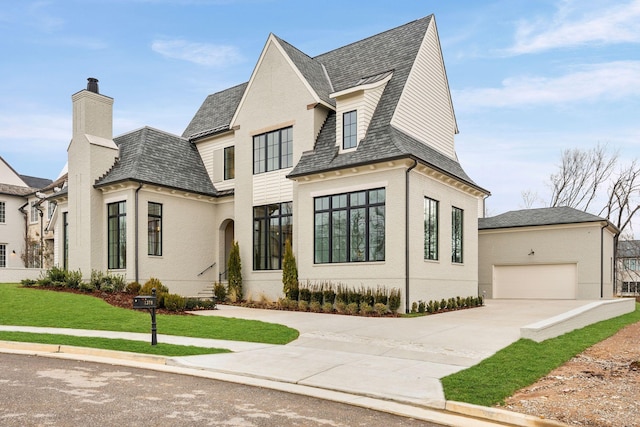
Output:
[
  {"left": 147, "top": 202, "right": 162, "bottom": 257},
  {"left": 342, "top": 110, "right": 358, "bottom": 150},
  {"left": 0, "top": 201, "right": 5, "bottom": 223},
  {"left": 314, "top": 188, "right": 385, "bottom": 264},
  {"left": 451, "top": 206, "right": 464, "bottom": 264},
  {"left": 424, "top": 197, "right": 439, "bottom": 261},
  {"left": 0, "top": 244, "right": 6, "bottom": 268}
]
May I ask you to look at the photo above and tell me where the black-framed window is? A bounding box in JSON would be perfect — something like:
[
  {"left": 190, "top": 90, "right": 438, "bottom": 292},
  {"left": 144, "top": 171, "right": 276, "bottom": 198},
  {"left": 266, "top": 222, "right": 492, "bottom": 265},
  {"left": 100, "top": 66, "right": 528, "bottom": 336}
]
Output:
[
  {"left": 452, "top": 206, "right": 463, "bottom": 263},
  {"left": 253, "top": 127, "right": 292, "bottom": 174},
  {"left": 0, "top": 201, "right": 5, "bottom": 223},
  {"left": 63, "top": 212, "right": 68, "bottom": 270},
  {"left": 424, "top": 197, "right": 439, "bottom": 260},
  {"left": 0, "top": 244, "right": 5, "bottom": 268},
  {"left": 314, "top": 188, "right": 385, "bottom": 264},
  {"left": 253, "top": 202, "right": 292, "bottom": 270},
  {"left": 148, "top": 202, "right": 162, "bottom": 256},
  {"left": 343, "top": 110, "right": 357, "bottom": 149},
  {"left": 224, "top": 146, "right": 235, "bottom": 180},
  {"left": 30, "top": 202, "right": 38, "bottom": 223},
  {"left": 108, "top": 201, "right": 126, "bottom": 269}
]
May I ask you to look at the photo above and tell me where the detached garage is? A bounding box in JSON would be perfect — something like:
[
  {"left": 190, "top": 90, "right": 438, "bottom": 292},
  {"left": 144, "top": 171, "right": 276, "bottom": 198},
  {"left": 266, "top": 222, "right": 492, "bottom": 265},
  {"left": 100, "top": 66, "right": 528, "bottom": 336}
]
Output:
[{"left": 479, "top": 207, "right": 618, "bottom": 300}]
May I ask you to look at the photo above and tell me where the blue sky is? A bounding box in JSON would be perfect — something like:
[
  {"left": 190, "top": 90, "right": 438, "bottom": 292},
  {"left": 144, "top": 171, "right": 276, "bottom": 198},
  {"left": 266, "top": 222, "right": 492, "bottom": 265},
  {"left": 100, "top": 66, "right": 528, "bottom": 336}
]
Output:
[{"left": 1, "top": 0, "right": 639, "bottom": 219}]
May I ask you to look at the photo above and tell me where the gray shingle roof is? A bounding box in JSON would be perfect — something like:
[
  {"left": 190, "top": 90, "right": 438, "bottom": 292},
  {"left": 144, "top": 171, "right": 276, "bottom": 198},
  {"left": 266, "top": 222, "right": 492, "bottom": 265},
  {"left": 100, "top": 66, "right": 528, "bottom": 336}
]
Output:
[
  {"left": 182, "top": 83, "right": 248, "bottom": 140},
  {"left": 0, "top": 183, "right": 35, "bottom": 197},
  {"left": 618, "top": 240, "right": 640, "bottom": 258},
  {"left": 479, "top": 207, "right": 608, "bottom": 230},
  {"left": 20, "top": 175, "right": 52, "bottom": 189},
  {"left": 96, "top": 127, "right": 217, "bottom": 196}
]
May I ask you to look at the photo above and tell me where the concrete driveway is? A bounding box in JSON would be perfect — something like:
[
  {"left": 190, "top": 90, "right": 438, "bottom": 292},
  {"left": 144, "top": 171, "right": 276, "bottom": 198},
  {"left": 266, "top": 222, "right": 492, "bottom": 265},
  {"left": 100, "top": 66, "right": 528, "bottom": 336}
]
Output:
[{"left": 170, "top": 299, "right": 612, "bottom": 408}]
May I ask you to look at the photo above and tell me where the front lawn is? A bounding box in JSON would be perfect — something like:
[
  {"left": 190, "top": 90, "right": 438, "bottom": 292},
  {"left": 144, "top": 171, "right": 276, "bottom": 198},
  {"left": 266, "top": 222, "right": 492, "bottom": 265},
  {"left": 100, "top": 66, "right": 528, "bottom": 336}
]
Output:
[
  {"left": 0, "top": 283, "right": 299, "bottom": 345},
  {"left": 441, "top": 302, "right": 640, "bottom": 406}
]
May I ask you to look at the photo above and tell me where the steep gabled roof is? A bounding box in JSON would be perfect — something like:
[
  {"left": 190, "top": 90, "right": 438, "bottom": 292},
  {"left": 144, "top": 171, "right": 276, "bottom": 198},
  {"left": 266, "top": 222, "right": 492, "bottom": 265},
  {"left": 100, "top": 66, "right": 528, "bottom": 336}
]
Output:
[
  {"left": 479, "top": 207, "right": 610, "bottom": 230},
  {"left": 20, "top": 175, "right": 52, "bottom": 189},
  {"left": 182, "top": 83, "right": 248, "bottom": 140},
  {"left": 96, "top": 126, "right": 217, "bottom": 197}
]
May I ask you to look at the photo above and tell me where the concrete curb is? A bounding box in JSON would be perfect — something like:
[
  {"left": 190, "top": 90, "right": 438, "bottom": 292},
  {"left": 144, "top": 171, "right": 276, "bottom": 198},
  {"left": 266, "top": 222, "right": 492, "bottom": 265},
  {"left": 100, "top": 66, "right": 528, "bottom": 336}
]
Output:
[{"left": 0, "top": 340, "right": 570, "bottom": 427}]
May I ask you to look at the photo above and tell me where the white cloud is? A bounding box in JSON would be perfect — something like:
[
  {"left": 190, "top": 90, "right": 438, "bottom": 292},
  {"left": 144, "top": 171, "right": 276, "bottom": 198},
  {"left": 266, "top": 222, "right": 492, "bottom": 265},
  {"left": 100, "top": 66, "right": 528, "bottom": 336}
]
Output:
[
  {"left": 151, "top": 39, "right": 243, "bottom": 67},
  {"left": 453, "top": 61, "right": 640, "bottom": 109},
  {"left": 508, "top": 0, "right": 640, "bottom": 54}
]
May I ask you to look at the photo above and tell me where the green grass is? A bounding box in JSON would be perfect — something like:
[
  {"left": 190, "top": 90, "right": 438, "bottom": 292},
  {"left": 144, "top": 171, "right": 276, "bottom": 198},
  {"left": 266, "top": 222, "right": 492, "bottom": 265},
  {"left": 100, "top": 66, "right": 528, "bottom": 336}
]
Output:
[
  {"left": 0, "top": 283, "right": 299, "bottom": 345},
  {"left": 441, "top": 302, "right": 640, "bottom": 406},
  {"left": 0, "top": 331, "right": 228, "bottom": 357}
]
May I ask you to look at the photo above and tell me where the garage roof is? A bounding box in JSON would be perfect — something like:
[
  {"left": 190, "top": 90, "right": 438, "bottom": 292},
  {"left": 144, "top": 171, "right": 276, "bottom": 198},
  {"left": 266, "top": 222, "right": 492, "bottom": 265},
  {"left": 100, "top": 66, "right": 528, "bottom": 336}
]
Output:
[{"left": 479, "top": 206, "right": 609, "bottom": 230}]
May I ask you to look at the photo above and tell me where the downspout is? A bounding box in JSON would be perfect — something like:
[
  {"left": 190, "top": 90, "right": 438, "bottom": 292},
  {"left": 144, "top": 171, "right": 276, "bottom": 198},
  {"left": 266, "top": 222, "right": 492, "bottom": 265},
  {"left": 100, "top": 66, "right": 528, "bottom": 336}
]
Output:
[
  {"left": 405, "top": 158, "right": 418, "bottom": 313},
  {"left": 19, "top": 202, "right": 28, "bottom": 265},
  {"left": 135, "top": 183, "right": 143, "bottom": 284}
]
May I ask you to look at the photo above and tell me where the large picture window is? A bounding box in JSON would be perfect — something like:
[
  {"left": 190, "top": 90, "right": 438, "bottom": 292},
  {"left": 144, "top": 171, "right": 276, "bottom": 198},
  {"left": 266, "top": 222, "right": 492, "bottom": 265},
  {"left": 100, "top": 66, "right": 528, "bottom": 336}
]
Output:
[
  {"left": 343, "top": 110, "right": 357, "bottom": 149},
  {"left": 253, "top": 202, "right": 292, "bottom": 270},
  {"left": 424, "top": 197, "right": 439, "bottom": 260},
  {"left": 108, "top": 201, "right": 126, "bottom": 269},
  {"left": 253, "top": 127, "right": 293, "bottom": 174},
  {"left": 314, "top": 188, "right": 385, "bottom": 264},
  {"left": 148, "top": 202, "right": 162, "bottom": 256},
  {"left": 451, "top": 206, "right": 463, "bottom": 263}
]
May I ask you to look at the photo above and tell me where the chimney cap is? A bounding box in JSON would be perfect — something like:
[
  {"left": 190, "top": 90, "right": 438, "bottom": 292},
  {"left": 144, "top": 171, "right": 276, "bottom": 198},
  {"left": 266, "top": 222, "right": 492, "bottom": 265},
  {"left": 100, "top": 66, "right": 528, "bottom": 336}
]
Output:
[{"left": 87, "top": 77, "right": 99, "bottom": 94}]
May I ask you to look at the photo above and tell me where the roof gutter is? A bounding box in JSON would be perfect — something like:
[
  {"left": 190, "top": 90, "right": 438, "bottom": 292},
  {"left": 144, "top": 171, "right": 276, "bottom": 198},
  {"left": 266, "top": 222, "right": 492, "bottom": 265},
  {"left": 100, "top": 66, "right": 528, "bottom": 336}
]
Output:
[{"left": 405, "top": 159, "right": 418, "bottom": 313}]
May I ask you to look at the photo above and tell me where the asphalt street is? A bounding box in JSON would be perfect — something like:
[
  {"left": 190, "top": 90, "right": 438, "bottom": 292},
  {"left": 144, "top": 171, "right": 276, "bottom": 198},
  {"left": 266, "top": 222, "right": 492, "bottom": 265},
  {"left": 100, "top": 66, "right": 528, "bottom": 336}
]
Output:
[{"left": 0, "top": 353, "right": 444, "bottom": 427}]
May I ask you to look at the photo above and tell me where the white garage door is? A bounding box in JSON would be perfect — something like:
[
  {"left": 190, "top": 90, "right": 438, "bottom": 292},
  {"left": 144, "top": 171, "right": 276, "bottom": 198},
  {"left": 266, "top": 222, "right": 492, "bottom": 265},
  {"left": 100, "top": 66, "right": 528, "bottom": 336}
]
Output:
[{"left": 493, "top": 264, "right": 577, "bottom": 299}]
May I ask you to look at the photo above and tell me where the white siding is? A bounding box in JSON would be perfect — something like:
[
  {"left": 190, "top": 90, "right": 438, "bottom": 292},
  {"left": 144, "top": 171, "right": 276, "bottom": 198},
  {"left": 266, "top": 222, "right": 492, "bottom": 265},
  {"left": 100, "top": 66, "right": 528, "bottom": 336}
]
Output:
[
  {"left": 194, "top": 133, "right": 235, "bottom": 191},
  {"left": 391, "top": 20, "right": 456, "bottom": 159},
  {"left": 253, "top": 169, "right": 293, "bottom": 206}
]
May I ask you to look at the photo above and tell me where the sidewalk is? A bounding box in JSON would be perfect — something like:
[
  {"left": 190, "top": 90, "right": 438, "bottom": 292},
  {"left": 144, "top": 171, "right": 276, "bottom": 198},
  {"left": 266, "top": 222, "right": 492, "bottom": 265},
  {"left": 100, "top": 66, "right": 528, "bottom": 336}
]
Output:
[{"left": 1, "top": 298, "right": 634, "bottom": 426}]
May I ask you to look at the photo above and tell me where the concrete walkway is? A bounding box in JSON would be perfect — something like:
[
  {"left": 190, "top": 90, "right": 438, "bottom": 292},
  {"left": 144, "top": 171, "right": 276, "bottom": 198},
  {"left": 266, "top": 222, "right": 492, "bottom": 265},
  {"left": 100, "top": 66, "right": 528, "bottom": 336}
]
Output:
[
  {"left": 170, "top": 298, "right": 633, "bottom": 408},
  {"left": 0, "top": 298, "right": 634, "bottom": 425}
]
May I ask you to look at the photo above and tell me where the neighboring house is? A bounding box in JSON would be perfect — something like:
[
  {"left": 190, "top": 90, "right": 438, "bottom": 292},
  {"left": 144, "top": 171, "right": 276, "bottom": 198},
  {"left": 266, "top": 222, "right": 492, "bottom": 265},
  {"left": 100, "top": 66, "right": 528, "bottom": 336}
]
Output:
[
  {"left": 478, "top": 207, "right": 618, "bottom": 300},
  {"left": 50, "top": 15, "right": 489, "bottom": 310},
  {"left": 616, "top": 240, "right": 640, "bottom": 296},
  {"left": 0, "top": 156, "right": 52, "bottom": 270}
]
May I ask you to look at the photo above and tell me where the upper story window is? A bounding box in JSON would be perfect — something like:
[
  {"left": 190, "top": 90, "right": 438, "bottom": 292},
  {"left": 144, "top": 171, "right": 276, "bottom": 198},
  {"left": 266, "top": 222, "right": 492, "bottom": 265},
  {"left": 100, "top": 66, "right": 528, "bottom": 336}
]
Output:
[
  {"left": 224, "top": 146, "right": 235, "bottom": 180},
  {"left": 0, "top": 201, "right": 5, "bottom": 223},
  {"left": 47, "top": 201, "right": 56, "bottom": 220},
  {"left": 253, "top": 126, "right": 292, "bottom": 174},
  {"left": 624, "top": 258, "right": 640, "bottom": 271},
  {"left": 451, "top": 206, "right": 464, "bottom": 264},
  {"left": 30, "top": 202, "right": 39, "bottom": 223},
  {"left": 424, "top": 197, "right": 439, "bottom": 261},
  {"left": 148, "top": 202, "right": 162, "bottom": 256},
  {"left": 343, "top": 110, "right": 357, "bottom": 150},
  {"left": 0, "top": 244, "right": 5, "bottom": 268}
]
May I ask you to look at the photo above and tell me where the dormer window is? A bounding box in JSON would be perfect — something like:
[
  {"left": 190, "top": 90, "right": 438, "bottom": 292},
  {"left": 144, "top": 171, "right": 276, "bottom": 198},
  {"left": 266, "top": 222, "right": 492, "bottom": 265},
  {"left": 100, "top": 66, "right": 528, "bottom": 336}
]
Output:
[{"left": 343, "top": 110, "right": 357, "bottom": 150}]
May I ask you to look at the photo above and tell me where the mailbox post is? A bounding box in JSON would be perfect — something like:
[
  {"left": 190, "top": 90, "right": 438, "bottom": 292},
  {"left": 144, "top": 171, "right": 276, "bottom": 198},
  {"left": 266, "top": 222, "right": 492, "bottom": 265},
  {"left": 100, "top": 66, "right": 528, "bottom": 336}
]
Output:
[{"left": 133, "top": 288, "right": 158, "bottom": 345}]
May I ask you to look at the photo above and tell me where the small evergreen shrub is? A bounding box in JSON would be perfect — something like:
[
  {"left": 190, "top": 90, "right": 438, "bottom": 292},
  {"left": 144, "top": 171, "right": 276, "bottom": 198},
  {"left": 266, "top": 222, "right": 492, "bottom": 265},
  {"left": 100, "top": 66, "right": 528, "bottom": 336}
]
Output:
[
  {"left": 79, "top": 281, "right": 96, "bottom": 292},
  {"left": 213, "top": 282, "right": 227, "bottom": 302},
  {"left": 126, "top": 281, "right": 141, "bottom": 294},
  {"left": 374, "top": 286, "right": 388, "bottom": 305},
  {"left": 20, "top": 278, "right": 37, "bottom": 287},
  {"left": 90, "top": 270, "right": 105, "bottom": 290},
  {"left": 141, "top": 277, "right": 169, "bottom": 308},
  {"left": 345, "top": 302, "right": 359, "bottom": 315},
  {"left": 322, "top": 302, "right": 334, "bottom": 313},
  {"left": 299, "top": 288, "right": 311, "bottom": 303},
  {"left": 309, "top": 301, "right": 322, "bottom": 312},
  {"left": 335, "top": 301, "right": 347, "bottom": 314},
  {"left": 227, "top": 240, "right": 243, "bottom": 301},
  {"left": 297, "top": 300, "right": 309, "bottom": 311},
  {"left": 418, "top": 300, "right": 426, "bottom": 314},
  {"left": 359, "top": 302, "right": 373, "bottom": 316},
  {"left": 164, "top": 293, "right": 186, "bottom": 311},
  {"left": 388, "top": 288, "right": 402, "bottom": 313},
  {"left": 374, "top": 302, "right": 387, "bottom": 316},
  {"left": 322, "top": 286, "right": 336, "bottom": 305},
  {"left": 282, "top": 238, "right": 298, "bottom": 299},
  {"left": 47, "top": 266, "right": 67, "bottom": 283},
  {"left": 411, "top": 301, "right": 418, "bottom": 313},
  {"left": 440, "top": 299, "right": 447, "bottom": 310},
  {"left": 111, "top": 274, "right": 126, "bottom": 292}
]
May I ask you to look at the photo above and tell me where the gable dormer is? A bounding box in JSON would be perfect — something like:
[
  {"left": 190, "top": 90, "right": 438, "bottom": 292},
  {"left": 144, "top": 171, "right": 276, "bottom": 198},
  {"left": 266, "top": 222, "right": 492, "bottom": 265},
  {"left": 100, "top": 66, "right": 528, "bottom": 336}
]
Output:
[{"left": 331, "top": 71, "right": 393, "bottom": 152}]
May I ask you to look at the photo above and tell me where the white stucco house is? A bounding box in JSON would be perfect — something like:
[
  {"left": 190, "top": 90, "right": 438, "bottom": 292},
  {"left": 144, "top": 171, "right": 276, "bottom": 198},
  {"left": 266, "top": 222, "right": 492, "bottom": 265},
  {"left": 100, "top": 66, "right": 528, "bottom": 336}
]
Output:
[
  {"left": 479, "top": 207, "right": 618, "bottom": 300},
  {"left": 46, "top": 15, "right": 491, "bottom": 311}
]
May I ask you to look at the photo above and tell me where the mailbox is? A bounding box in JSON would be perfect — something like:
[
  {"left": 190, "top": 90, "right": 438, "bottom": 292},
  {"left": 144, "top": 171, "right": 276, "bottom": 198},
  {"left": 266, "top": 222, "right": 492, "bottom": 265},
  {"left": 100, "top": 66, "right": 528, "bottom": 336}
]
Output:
[{"left": 133, "top": 295, "right": 156, "bottom": 309}]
